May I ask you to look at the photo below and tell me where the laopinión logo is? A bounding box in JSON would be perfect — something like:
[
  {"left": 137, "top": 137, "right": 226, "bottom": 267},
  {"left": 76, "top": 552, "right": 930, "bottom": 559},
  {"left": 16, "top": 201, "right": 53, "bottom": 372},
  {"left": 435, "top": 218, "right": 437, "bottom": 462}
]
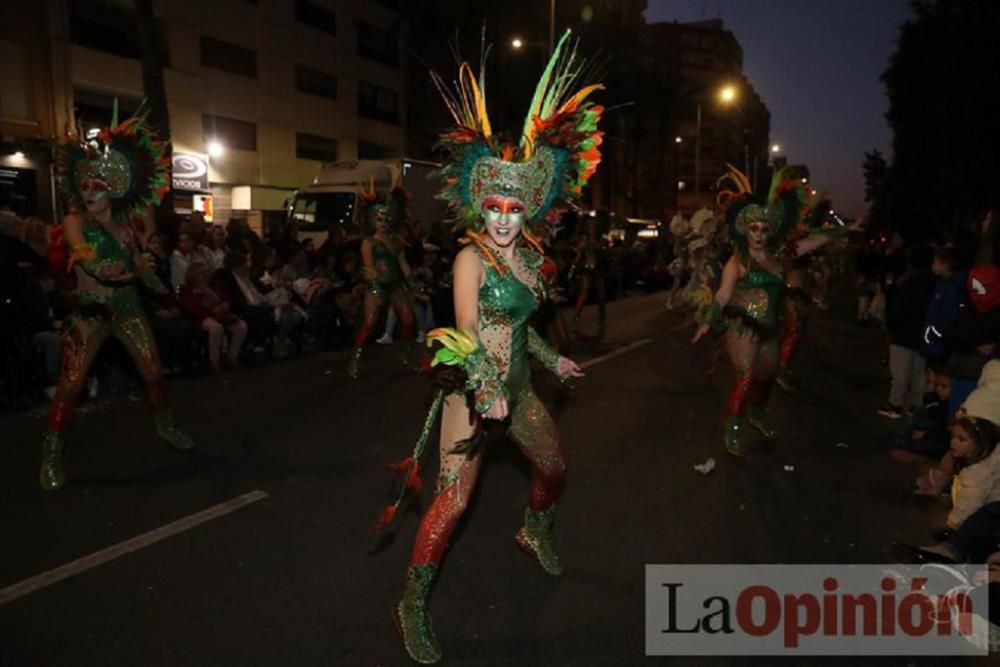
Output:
[{"left": 645, "top": 564, "right": 994, "bottom": 655}]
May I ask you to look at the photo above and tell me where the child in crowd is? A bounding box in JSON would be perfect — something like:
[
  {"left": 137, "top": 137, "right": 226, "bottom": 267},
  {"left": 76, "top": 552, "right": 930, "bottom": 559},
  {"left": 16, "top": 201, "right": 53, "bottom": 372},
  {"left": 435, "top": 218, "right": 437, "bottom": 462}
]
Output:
[
  {"left": 890, "top": 362, "right": 951, "bottom": 463},
  {"left": 946, "top": 416, "right": 1000, "bottom": 529}
]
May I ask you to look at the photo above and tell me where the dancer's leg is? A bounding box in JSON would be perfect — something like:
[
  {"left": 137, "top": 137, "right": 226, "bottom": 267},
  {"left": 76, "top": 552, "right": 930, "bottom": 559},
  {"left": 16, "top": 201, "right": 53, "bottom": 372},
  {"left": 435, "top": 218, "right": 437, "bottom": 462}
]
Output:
[
  {"left": 398, "top": 394, "right": 482, "bottom": 664},
  {"left": 115, "top": 312, "right": 193, "bottom": 450},
  {"left": 349, "top": 288, "right": 385, "bottom": 378},
  {"left": 40, "top": 316, "right": 110, "bottom": 490},
  {"left": 746, "top": 337, "right": 780, "bottom": 440},
  {"left": 723, "top": 331, "right": 758, "bottom": 456},
  {"left": 509, "top": 389, "right": 566, "bottom": 576}
]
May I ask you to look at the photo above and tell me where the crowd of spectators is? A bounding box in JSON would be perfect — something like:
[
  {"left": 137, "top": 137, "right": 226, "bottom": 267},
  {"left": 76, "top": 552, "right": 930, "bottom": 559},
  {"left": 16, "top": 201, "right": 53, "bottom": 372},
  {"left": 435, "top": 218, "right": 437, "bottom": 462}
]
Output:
[{"left": 0, "top": 207, "right": 677, "bottom": 412}]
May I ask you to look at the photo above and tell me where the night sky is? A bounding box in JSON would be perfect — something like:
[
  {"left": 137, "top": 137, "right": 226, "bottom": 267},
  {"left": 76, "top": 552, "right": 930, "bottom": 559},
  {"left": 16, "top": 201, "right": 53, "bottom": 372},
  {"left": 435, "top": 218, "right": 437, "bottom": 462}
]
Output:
[{"left": 645, "top": 0, "right": 913, "bottom": 219}]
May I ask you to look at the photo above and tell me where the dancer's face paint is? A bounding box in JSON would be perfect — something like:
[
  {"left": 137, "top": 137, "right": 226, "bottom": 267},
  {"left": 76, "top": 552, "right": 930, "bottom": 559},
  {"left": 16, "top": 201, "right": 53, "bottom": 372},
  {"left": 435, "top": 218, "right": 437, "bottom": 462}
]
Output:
[
  {"left": 373, "top": 205, "right": 392, "bottom": 234},
  {"left": 482, "top": 196, "right": 525, "bottom": 248},
  {"left": 81, "top": 180, "right": 112, "bottom": 216},
  {"left": 747, "top": 220, "right": 769, "bottom": 251}
]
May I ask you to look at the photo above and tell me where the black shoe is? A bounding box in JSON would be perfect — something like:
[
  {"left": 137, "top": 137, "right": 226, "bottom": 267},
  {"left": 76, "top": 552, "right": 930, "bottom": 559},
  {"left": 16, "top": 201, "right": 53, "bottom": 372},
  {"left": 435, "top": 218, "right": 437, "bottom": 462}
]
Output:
[{"left": 890, "top": 542, "right": 956, "bottom": 564}]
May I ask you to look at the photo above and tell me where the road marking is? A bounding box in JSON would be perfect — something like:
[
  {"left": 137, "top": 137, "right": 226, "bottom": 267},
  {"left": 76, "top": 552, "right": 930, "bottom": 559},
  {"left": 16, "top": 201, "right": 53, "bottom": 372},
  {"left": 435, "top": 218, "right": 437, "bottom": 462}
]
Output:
[
  {"left": 580, "top": 337, "right": 653, "bottom": 369},
  {"left": 0, "top": 489, "right": 270, "bottom": 606}
]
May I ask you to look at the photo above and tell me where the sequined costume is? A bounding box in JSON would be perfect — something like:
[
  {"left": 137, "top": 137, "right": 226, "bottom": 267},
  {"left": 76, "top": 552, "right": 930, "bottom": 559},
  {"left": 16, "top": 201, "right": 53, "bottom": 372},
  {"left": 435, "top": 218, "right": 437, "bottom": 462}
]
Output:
[
  {"left": 42, "top": 108, "right": 192, "bottom": 491},
  {"left": 348, "top": 181, "right": 416, "bottom": 378},
  {"left": 695, "top": 166, "right": 845, "bottom": 457},
  {"left": 373, "top": 30, "right": 604, "bottom": 664}
]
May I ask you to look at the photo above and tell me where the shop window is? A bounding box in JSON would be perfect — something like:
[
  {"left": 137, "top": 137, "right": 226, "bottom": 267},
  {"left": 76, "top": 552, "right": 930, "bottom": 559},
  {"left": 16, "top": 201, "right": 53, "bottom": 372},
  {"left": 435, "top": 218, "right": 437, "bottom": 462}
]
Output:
[
  {"left": 358, "top": 81, "right": 399, "bottom": 124},
  {"left": 357, "top": 20, "right": 398, "bottom": 67},
  {"left": 296, "top": 0, "right": 336, "bottom": 36}
]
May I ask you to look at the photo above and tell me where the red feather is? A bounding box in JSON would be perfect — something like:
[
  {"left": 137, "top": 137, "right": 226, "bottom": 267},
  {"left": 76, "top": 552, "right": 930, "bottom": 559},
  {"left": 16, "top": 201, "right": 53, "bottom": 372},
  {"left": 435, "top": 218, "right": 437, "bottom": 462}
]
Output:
[
  {"left": 370, "top": 503, "right": 399, "bottom": 533},
  {"left": 386, "top": 456, "right": 414, "bottom": 475},
  {"left": 405, "top": 462, "right": 422, "bottom": 493}
]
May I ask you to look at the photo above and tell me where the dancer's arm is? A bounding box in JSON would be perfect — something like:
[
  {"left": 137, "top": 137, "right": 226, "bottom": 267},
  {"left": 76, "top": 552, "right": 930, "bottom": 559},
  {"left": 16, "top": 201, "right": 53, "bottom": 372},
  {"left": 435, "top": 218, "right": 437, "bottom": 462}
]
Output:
[
  {"left": 527, "top": 327, "right": 583, "bottom": 380},
  {"left": 453, "top": 248, "right": 507, "bottom": 419},
  {"left": 64, "top": 214, "right": 133, "bottom": 283},
  {"left": 360, "top": 238, "right": 377, "bottom": 286},
  {"left": 692, "top": 254, "right": 740, "bottom": 343},
  {"left": 794, "top": 220, "right": 864, "bottom": 257}
]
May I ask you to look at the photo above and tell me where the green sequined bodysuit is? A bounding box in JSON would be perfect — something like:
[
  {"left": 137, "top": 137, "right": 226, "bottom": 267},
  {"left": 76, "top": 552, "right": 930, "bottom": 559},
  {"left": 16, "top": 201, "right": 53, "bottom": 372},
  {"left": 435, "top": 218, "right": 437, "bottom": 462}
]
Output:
[
  {"left": 372, "top": 238, "right": 404, "bottom": 286},
  {"left": 726, "top": 257, "right": 784, "bottom": 338},
  {"left": 478, "top": 247, "right": 543, "bottom": 399},
  {"left": 74, "top": 219, "right": 144, "bottom": 314}
]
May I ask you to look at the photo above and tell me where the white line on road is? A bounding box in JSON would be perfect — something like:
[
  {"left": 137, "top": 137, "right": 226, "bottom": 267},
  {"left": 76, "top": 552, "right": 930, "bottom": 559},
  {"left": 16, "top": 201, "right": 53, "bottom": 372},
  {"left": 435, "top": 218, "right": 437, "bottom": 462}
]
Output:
[
  {"left": 0, "top": 489, "right": 270, "bottom": 606},
  {"left": 580, "top": 337, "right": 653, "bottom": 369}
]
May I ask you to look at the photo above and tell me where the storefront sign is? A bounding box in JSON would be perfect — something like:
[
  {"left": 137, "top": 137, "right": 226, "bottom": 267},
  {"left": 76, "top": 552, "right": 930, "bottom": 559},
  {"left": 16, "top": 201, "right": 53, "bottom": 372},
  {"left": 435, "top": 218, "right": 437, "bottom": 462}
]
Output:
[{"left": 171, "top": 152, "right": 209, "bottom": 191}]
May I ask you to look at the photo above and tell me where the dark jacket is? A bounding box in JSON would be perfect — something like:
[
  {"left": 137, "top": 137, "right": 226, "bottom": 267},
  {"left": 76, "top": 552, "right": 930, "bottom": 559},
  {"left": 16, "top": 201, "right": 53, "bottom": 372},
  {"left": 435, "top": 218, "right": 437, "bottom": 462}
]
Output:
[
  {"left": 921, "top": 271, "right": 968, "bottom": 360},
  {"left": 886, "top": 269, "right": 935, "bottom": 349}
]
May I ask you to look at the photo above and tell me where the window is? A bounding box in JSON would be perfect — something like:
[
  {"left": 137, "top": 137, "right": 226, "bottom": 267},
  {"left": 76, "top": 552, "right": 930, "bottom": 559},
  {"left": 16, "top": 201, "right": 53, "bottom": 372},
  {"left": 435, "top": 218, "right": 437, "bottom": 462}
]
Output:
[
  {"left": 288, "top": 191, "right": 355, "bottom": 229},
  {"left": 295, "top": 65, "right": 337, "bottom": 100},
  {"left": 356, "top": 20, "right": 398, "bottom": 67},
  {"left": 201, "top": 36, "right": 257, "bottom": 78},
  {"left": 69, "top": 0, "right": 168, "bottom": 63},
  {"left": 296, "top": 132, "right": 338, "bottom": 162},
  {"left": 372, "top": 0, "right": 400, "bottom": 9},
  {"left": 0, "top": 40, "right": 31, "bottom": 121},
  {"left": 296, "top": 0, "right": 336, "bottom": 36},
  {"left": 358, "top": 81, "right": 399, "bottom": 124},
  {"left": 358, "top": 141, "right": 392, "bottom": 160},
  {"left": 203, "top": 115, "right": 257, "bottom": 151}
]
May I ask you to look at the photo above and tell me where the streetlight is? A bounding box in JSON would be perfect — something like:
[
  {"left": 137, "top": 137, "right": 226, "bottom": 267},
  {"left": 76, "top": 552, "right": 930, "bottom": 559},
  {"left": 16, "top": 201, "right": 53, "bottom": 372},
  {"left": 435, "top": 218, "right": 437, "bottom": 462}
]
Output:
[
  {"left": 675, "top": 136, "right": 683, "bottom": 144},
  {"left": 771, "top": 144, "right": 781, "bottom": 154},
  {"left": 207, "top": 140, "right": 225, "bottom": 158},
  {"left": 694, "top": 83, "right": 739, "bottom": 204},
  {"left": 511, "top": 37, "right": 524, "bottom": 49}
]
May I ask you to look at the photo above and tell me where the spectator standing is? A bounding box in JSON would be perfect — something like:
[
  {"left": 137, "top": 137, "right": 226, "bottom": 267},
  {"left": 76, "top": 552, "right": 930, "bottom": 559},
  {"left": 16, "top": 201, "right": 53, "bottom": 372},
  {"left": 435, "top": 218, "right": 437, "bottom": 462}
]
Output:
[{"left": 179, "top": 262, "right": 247, "bottom": 373}]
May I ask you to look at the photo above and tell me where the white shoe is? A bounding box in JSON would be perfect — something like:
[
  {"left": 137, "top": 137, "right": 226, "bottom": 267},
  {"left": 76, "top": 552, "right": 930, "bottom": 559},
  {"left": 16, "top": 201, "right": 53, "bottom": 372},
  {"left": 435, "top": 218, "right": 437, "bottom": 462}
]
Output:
[{"left": 376, "top": 334, "right": 393, "bottom": 345}]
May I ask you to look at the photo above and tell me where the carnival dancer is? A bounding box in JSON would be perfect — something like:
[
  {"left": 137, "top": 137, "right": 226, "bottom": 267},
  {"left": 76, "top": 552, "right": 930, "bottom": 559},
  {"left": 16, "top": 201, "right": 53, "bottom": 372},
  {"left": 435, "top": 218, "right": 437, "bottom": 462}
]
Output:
[
  {"left": 570, "top": 210, "right": 610, "bottom": 331},
  {"left": 691, "top": 166, "right": 855, "bottom": 456},
  {"left": 371, "top": 30, "right": 600, "bottom": 663},
  {"left": 665, "top": 212, "right": 690, "bottom": 310},
  {"left": 347, "top": 179, "right": 418, "bottom": 379},
  {"left": 41, "top": 107, "right": 193, "bottom": 490},
  {"left": 776, "top": 197, "right": 832, "bottom": 391},
  {"left": 682, "top": 207, "right": 721, "bottom": 303}
]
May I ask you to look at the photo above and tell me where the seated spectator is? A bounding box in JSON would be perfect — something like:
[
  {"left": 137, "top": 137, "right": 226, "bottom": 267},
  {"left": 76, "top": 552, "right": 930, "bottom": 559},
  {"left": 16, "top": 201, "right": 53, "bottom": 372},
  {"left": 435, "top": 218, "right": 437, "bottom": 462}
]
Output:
[
  {"left": 894, "top": 501, "right": 1000, "bottom": 564},
  {"left": 946, "top": 416, "right": 1000, "bottom": 530},
  {"left": 170, "top": 230, "right": 212, "bottom": 291},
  {"left": 214, "top": 250, "right": 277, "bottom": 352},
  {"left": 203, "top": 225, "right": 227, "bottom": 272},
  {"left": 140, "top": 251, "right": 198, "bottom": 375},
  {"left": 144, "top": 232, "right": 173, "bottom": 288},
  {"left": 890, "top": 361, "right": 951, "bottom": 464},
  {"left": 179, "top": 262, "right": 247, "bottom": 373},
  {"left": 941, "top": 264, "right": 1000, "bottom": 415}
]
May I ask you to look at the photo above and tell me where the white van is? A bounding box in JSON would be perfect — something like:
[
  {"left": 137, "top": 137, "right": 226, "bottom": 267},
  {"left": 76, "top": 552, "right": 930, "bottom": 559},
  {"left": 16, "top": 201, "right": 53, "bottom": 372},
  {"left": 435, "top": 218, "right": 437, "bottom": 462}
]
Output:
[{"left": 286, "top": 158, "right": 446, "bottom": 242}]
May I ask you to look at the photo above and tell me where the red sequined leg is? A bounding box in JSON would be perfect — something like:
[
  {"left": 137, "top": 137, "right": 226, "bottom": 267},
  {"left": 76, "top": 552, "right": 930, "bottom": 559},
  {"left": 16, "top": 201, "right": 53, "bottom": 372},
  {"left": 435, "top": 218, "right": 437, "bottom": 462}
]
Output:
[
  {"left": 509, "top": 390, "right": 566, "bottom": 575},
  {"left": 410, "top": 451, "right": 482, "bottom": 567}
]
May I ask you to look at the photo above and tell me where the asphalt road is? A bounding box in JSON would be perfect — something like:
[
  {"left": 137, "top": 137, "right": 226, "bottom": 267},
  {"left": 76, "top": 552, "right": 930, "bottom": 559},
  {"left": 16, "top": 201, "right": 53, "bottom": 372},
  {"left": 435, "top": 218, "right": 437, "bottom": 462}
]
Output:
[{"left": 0, "top": 291, "right": 987, "bottom": 666}]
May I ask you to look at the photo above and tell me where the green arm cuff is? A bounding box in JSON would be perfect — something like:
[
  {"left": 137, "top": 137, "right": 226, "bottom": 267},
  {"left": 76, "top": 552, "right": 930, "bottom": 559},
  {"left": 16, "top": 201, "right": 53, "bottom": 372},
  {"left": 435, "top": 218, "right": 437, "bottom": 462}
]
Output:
[
  {"left": 464, "top": 345, "right": 506, "bottom": 414},
  {"left": 696, "top": 299, "right": 723, "bottom": 329},
  {"left": 527, "top": 326, "right": 561, "bottom": 376}
]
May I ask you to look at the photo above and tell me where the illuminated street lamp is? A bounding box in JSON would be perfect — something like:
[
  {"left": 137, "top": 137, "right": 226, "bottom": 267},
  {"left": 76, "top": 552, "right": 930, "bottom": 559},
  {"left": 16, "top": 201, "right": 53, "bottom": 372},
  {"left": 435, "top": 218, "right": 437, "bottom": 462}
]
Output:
[
  {"left": 695, "top": 83, "right": 740, "bottom": 201},
  {"left": 771, "top": 143, "right": 781, "bottom": 154},
  {"left": 675, "top": 136, "right": 682, "bottom": 144},
  {"left": 511, "top": 37, "right": 524, "bottom": 49},
  {"left": 208, "top": 140, "right": 225, "bottom": 159}
]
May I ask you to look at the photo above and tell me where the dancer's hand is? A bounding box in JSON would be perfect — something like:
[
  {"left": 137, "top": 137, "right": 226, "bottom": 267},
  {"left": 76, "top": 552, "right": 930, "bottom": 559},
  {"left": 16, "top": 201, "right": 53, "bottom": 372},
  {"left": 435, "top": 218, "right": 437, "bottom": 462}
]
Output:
[
  {"left": 691, "top": 323, "right": 710, "bottom": 343},
  {"left": 557, "top": 356, "right": 584, "bottom": 379},
  {"left": 485, "top": 396, "right": 509, "bottom": 421}
]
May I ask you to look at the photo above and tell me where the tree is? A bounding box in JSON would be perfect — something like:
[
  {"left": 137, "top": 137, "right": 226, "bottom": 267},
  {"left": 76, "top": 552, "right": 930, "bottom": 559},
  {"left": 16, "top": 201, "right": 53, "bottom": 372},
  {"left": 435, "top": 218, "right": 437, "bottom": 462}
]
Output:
[
  {"left": 862, "top": 149, "right": 890, "bottom": 232},
  {"left": 134, "top": 0, "right": 172, "bottom": 217},
  {"left": 882, "top": 0, "right": 1000, "bottom": 237}
]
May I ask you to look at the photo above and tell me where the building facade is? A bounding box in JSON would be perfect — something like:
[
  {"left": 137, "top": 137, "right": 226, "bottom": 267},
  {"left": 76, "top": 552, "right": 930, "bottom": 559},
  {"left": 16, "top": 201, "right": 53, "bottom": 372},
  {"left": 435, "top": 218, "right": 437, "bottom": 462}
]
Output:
[
  {"left": 5, "top": 0, "right": 405, "bottom": 227},
  {"left": 637, "top": 19, "right": 771, "bottom": 217}
]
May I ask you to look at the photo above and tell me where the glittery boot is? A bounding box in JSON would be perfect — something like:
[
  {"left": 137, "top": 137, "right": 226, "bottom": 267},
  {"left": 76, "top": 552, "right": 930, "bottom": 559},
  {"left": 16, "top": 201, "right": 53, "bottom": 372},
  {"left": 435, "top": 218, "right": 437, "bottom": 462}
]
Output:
[
  {"left": 347, "top": 346, "right": 363, "bottom": 379},
  {"left": 153, "top": 411, "right": 195, "bottom": 450},
  {"left": 515, "top": 505, "right": 563, "bottom": 576},
  {"left": 746, "top": 405, "right": 780, "bottom": 440},
  {"left": 40, "top": 431, "right": 67, "bottom": 491},
  {"left": 394, "top": 564, "right": 442, "bottom": 664},
  {"left": 724, "top": 416, "right": 750, "bottom": 457}
]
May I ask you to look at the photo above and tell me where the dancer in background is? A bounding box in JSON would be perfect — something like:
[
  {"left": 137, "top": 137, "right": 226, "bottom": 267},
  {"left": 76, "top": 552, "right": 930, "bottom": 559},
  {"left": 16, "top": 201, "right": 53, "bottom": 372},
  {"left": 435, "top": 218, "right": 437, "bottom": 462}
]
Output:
[
  {"left": 347, "top": 179, "right": 417, "bottom": 379},
  {"left": 692, "top": 166, "right": 857, "bottom": 456},
  {"left": 374, "top": 30, "right": 601, "bottom": 663},
  {"left": 570, "top": 210, "right": 610, "bottom": 331},
  {"left": 42, "top": 108, "right": 193, "bottom": 490}
]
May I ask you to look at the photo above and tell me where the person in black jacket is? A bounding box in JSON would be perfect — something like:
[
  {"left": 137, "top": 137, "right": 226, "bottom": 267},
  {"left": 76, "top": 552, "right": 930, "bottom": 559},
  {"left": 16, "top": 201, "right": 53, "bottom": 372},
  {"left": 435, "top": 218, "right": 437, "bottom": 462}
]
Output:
[{"left": 880, "top": 245, "right": 936, "bottom": 418}]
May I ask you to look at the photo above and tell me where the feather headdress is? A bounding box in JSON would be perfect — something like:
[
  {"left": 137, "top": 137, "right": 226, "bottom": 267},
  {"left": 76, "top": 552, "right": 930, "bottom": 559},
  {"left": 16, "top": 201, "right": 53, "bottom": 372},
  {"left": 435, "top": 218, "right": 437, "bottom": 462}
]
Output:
[{"left": 716, "top": 164, "right": 807, "bottom": 258}]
